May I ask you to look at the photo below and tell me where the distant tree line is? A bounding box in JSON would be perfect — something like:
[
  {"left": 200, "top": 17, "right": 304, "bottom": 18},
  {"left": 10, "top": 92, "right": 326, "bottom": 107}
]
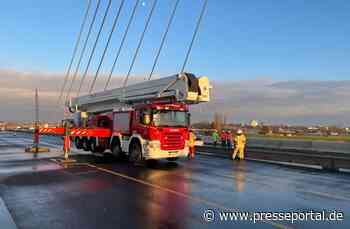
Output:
[{"left": 192, "top": 112, "right": 227, "bottom": 131}]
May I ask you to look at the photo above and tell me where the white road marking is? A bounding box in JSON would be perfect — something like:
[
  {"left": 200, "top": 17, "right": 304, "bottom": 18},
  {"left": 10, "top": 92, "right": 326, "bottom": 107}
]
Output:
[{"left": 51, "top": 160, "right": 292, "bottom": 229}]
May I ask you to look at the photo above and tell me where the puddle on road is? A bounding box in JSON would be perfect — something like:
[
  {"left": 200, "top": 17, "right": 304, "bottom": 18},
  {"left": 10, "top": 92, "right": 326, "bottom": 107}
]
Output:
[{"left": 0, "top": 160, "right": 62, "bottom": 174}]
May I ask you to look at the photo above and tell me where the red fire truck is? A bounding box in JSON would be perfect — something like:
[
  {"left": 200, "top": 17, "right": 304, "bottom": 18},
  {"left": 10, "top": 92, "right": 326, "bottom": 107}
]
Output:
[
  {"left": 74, "top": 102, "right": 192, "bottom": 162},
  {"left": 60, "top": 73, "right": 210, "bottom": 162},
  {"left": 69, "top": 73, "right": 210, "bottom": 162}
]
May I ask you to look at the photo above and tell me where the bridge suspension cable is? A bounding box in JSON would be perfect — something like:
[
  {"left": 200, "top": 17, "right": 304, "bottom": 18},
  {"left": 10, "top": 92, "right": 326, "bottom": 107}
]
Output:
[
  {"left": 180, "top": 0, "right": 208, "bottom": 73},
  {"left": 154, "top": 0, "right": 208, "bottom": 96},
  {"left": 148, "top": 0, "right": 180, "bottom": 81},
  {"left": 88, "top": 0, "right": 126, "bottom": 94},
  {"left": 77, "top": 0, "right": 113, "bottom": 97},
  {"left": 63, "top": 0, "right": 208, "bottom": 101},
  {"left": 57, "top": 0, "right": 92, "bottom": 104},
  {"left": 122, "top": 0, "right": 158, "bottom": 89},
  {"left": 65, "top": 0, "right": 102, "bottom": 101},
  {"left": 105, "top": 0, "right": 141, "bottom": 90}
]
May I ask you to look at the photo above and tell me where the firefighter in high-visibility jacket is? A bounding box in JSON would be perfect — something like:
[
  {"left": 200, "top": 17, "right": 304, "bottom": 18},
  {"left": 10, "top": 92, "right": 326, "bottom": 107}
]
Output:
[
  {"left": 188, "top": 130, "right": 196, "bottom": 160},
  {"left": 232, "top": 129, "right": 246, "bottom": 160}
]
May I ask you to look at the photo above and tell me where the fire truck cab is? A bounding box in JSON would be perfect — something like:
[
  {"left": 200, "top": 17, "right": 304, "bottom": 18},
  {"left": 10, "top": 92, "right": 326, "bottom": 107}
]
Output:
[{"left": 111, "top": 102, "right": 189, "bottom": 161}]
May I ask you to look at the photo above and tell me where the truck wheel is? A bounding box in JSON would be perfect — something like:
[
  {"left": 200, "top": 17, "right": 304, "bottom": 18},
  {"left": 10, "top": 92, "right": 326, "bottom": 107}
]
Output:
[
  {"left": 82, "top": 138, "right": 91, "bottom": 152},
  {"left": 90, "top": 138, "right": 96, "bottom": 152},
  {"left": 146, "top": 159, "right": 158, "bottom": 167},
  {"left": 90, "top": 138, "right": 104, "bottom": 153},
  {"left": 129, "top": 142, "right": 142, "bottom": 163},
  {"left": 111, "top": 141, "right": 123, "bottom": 159},
  {"left": 75, "top": 138, "right": 83, "bottom": 149}
]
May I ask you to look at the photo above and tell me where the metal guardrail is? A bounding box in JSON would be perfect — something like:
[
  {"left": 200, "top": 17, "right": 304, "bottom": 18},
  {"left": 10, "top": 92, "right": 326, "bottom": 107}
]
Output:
[{"left": 197, "top": 144, "right": 350, "bottom": 172}]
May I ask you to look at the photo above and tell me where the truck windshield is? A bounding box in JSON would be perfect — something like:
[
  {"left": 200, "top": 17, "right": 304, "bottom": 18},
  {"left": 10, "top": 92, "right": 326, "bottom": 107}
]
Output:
[{"left": 152, "top": 110, "right": 188, "bottom": 127}]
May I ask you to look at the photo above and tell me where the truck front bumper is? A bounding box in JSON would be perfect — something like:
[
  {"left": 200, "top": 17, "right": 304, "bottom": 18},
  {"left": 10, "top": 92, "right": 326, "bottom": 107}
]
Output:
[{"left": 143, "top": 140, "right": 189, "bottom": 160}]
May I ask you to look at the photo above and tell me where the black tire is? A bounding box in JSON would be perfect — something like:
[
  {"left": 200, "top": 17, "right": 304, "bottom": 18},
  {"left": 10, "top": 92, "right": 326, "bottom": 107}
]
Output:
[
  {"left": 75, "top": 138, "right": 83, "bottom": 149},
  {"left": 129, "top": 142, "right": 142, "bottom": 163},
  {"left": 82, "top": 138, "right": 91, "bottom": 152},
  {"left": 90, "top": 138, "right": 98, "bottom": 153},
  {"left": 90, "top": 138, "right": 106, "bottom": 153},
  {"left": 146, "top": 159, "right": 158, "bottom": 167},
  {"left": 111, "top": 140, "right": 123, "bottom": 159},
  {"left": 103, "top": 152, "right": 113, "bottom": 161}
]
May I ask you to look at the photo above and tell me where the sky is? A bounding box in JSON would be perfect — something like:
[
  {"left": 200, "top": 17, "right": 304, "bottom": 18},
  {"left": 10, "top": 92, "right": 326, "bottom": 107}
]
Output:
[
  {"left": 1, "top": 0, "right": 350, "bottom": 80},
  {"left": 0, "top": 0, "right": 350, "bottom": 124},
  {"left": 2, "top": 69, "right": 350, "bottom": 126}
]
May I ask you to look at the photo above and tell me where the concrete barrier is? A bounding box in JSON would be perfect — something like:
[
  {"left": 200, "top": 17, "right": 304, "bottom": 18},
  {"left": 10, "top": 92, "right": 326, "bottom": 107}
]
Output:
[
  {"left": 311, "top": 141, "right": 350, "bottom": 154},
  {"left": 246, "top": 137, "right": 350, "bottom": 154},
  {"left": 200, "top": 136, "right": 350, "bottom": 172}
]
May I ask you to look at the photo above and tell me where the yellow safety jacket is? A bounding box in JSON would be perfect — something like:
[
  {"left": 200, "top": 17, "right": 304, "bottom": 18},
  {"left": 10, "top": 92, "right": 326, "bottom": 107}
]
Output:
[
  {"left": 234, "top": 134, "right": 246, "bottom": 148},
  {"left": 189, "top": 132, "right": 196, "bottom": 147}
]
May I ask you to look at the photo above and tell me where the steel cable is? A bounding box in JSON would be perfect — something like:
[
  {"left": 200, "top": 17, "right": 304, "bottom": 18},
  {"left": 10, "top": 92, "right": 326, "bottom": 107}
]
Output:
[
  {"left": 180, "top": 0, "right": 208, "bottom": 73},
  {"left": 123, "top": 0, "right": 158, "bottom": 89},
  {"left": 57, "top": 0, "right": 92, "bottom": 104},
  {"left": 104, "top": 0, "right": 141, "bottom": 90},
  {"left": 88, "top": 0, "right": 126, "bottom": 94},
  {"left": 65, "top": 0, "right": 102, "bottom": 101},
  {"left": 77, "top": 0, "right": 112, "bottom": 97},
  {"left": 148, "top": 0, "right": 180, "bottom": 81}
]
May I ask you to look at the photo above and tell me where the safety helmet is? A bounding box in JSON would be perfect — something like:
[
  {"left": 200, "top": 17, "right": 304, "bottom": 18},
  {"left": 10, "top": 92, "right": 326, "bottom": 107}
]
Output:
[{"left": 237, "top": 129, "right": 243, "bottom": 134}]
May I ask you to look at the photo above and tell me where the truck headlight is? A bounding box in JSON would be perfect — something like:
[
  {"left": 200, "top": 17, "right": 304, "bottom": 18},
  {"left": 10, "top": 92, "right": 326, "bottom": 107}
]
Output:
[{"left": 147, "top": 141, "right": 160, "bottom": 149}]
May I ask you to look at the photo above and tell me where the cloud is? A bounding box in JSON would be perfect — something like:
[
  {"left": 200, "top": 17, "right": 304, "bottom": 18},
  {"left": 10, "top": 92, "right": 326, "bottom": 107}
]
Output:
[
  {"left": 1, "top": 69, "right": 350, "bottom": 126},
  {"left": 0, "top": 68, "right": 139, "bottom": 122},
  {"left": 192, "top": 79, "right": 350, "bottom": 126}
]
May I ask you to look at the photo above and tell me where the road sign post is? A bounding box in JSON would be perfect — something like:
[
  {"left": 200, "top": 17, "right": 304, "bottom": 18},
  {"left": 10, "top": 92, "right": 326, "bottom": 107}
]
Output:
[
  {"left": 25, "top": 88, "right": 50, "bottom": 154},
  {"left": 34, "top": 127, "right": 39, "bottom": 153}
]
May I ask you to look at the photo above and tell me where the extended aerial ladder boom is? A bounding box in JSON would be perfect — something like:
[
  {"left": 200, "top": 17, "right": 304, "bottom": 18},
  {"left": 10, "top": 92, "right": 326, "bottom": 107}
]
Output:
[{"left": 69, "top": 73, "right": 211, "bottom": 113}]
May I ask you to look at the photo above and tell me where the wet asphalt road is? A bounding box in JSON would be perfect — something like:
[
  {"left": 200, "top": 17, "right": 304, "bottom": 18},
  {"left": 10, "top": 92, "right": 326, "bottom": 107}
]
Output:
[{"left": 0, "top": 131, "right": 349, "bottom": 229}]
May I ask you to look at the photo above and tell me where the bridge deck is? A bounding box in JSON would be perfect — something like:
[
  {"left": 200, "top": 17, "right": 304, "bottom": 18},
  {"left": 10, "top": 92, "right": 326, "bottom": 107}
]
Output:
[{"left": 0, "top": 132, "right": 349, "bottom": 229}]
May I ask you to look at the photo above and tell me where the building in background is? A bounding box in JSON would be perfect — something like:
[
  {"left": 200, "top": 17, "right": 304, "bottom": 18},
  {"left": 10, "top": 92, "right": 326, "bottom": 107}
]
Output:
[
  {"left": 250, "top": 120, "right": 259, "bottom": 128},
  {"left": 0, "top": 121, "right": 5, "bottom": 131}
]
